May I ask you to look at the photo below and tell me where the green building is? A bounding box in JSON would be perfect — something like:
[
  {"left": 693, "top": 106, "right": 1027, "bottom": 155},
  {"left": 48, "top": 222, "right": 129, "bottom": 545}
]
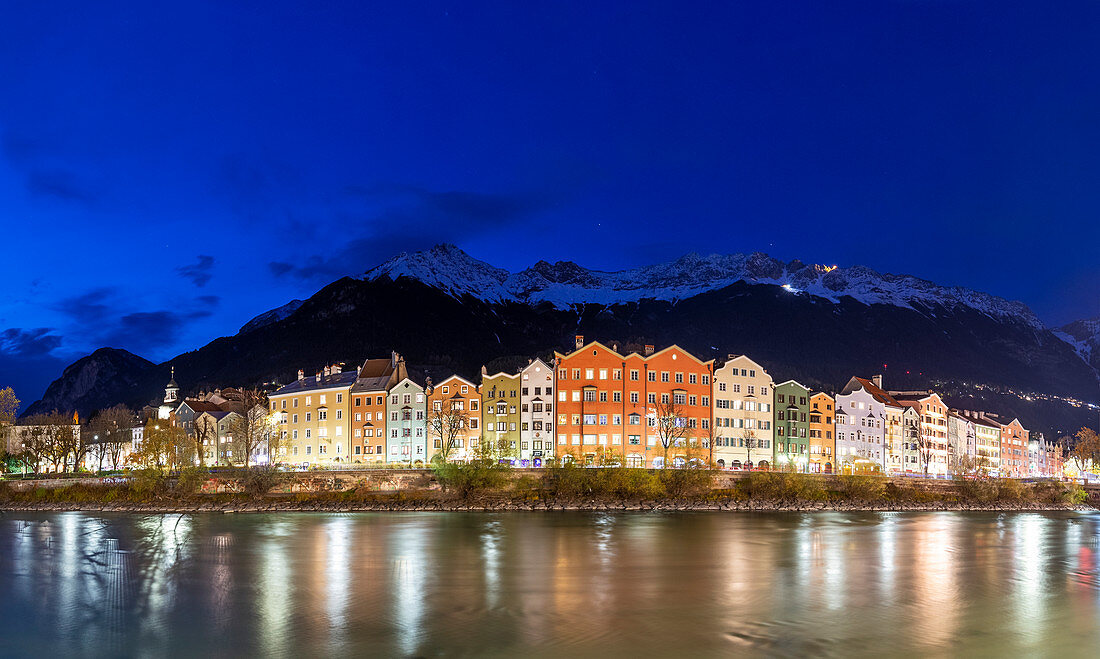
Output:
[{"left": 773, "top": 380, "right": 810, "bottom": 472}]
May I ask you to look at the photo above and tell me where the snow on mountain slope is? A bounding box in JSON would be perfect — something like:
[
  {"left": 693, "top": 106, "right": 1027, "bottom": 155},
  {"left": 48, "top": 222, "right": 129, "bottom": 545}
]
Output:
[
  {"left": 1057, "top": 317, "right": 1100, "bottom": 365},
  {"left": 239, "top": 299, "right": 305, "bottom": 334},
  {"left": 362, "top": 244, "right": 1044, "bottom": 329}
]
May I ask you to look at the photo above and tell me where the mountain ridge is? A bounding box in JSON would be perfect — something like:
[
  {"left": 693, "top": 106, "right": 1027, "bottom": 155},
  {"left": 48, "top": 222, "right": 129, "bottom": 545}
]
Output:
[
  {"left": 21, "top": 245, "right": 1099, "bottom": 442},
  {"left": 360, "top": 244, "right": 1045, "bottom": 329}
]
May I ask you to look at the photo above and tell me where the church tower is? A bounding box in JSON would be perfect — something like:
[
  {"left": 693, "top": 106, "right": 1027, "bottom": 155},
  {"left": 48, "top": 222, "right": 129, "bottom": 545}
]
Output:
[{"left": 158, "top": 367, "right": 180, "bottom": 420}]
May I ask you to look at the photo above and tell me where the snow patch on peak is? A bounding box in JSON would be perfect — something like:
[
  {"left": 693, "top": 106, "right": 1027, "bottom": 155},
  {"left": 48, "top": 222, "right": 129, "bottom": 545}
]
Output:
[
  {"left": 363, "top": 243, "right": 512, "bottom": 302},
  {"left": 358, "top": 244, "right": 1045, "bottom": 328},
  {"left": 239, "top": 299, "right": 304, "bottom": 334}
]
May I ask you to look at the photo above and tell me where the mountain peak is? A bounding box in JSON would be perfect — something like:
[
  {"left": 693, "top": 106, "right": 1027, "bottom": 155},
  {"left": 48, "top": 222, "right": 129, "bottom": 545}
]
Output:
[{"left": 353, "top": 245, "right": 1044, "bottom": 328}]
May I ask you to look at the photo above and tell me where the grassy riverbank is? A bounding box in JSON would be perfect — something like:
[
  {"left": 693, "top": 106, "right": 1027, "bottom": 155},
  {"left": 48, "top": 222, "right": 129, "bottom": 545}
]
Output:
[{"left": 0, "top": 465, "right": 1091, "bottom": 512}]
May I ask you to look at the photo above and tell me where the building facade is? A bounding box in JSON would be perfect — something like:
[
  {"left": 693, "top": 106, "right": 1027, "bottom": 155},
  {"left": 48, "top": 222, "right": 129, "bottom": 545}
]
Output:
[
  {"left": 481, "top": 369, "right": 521, "bottom": 462},
  {"left": 519, "top": 358, "right": 555, "bottom": 467},
  {"left": 269, "top": 365, "right": 355, "bottom": 466},
  {"left": 774, "top": 380, "right": 810, "bottom": 472},
  {"left": 350, "top": 353, "right": 403, "bottom": 464},
  {"left": 425, "top": 374, "right": 480, "bottom": 463},
  {"left": 808, "top": 392, "right": 835, "bottom": 473},
  {"left": 554, "top": 337, "right": 713, "bottom": 468},
  {"left": 711, "top": 355, "right": 774, "bottom": 469},
  {"left": 835, "top": 377, "right": 892, "bottom": 473},
  {"left": 891, "top": 391, "right": 950, "bottom": 476},
  {"left": 386, "top": 377, "right": 427, "bottom": 464}
]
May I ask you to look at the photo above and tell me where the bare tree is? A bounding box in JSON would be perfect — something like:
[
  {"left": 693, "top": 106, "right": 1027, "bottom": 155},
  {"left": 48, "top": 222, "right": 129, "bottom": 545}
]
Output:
[
  {"left": 228, "top": 389, "right": 271, "bottom": 469},
  {"left": 653, "top": 398, "right": 689, "bottom": 468},
  {"left": 16, "top": 411, "right": 79, "bottom": 473},
  {"left": 917, "top": 431, "right": 935, "bottom": 477},
  {"left": 87, "top": 405, "right": 136, "bottom": 471},
  {"left": 428, "top": 399, "right": 467, "bottom": 464}
]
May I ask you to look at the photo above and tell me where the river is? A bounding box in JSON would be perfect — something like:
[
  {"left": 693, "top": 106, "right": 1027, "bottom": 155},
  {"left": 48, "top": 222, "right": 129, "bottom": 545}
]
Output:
[{"left": 0, "top": 511, "right": 1098, "bottom": 657}]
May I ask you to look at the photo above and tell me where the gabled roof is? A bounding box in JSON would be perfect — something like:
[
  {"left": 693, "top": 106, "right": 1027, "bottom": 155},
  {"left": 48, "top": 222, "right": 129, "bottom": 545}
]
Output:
[
  {"left": 178, "top": 400, "right": 223, "bottom": 414},
  {"left": 775, "top": 379, "right": 809, "bottom": 392},
  {"left": 843, "top": 377, "right": 902, "bottom": 407}
]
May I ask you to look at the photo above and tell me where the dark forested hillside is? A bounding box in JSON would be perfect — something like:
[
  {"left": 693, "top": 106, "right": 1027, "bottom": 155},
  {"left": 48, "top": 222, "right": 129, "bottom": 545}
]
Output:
[{"left": 25, "top": 275, "right": 1099, "bottom": 440}]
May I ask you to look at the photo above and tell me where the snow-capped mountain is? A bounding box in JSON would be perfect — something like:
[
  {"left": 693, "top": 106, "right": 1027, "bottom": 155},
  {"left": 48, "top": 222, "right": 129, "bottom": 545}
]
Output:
[
  {"left": 239, "top": 299, "right": 304, "bottom": 334},
  {"left": 1057, "top": 317, "right": 1100, "bottom": 369},
  {"left": 363, "top": 244, "right": 1044, "bottom": 329}
]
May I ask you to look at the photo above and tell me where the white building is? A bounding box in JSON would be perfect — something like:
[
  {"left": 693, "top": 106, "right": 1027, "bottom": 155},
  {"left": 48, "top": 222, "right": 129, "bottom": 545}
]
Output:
[
  {"left": 520, "top": 358, "right": 555, "bottom": 467},
  {"left": 835, "top": 377, "right": 889, "bottom": 473}
]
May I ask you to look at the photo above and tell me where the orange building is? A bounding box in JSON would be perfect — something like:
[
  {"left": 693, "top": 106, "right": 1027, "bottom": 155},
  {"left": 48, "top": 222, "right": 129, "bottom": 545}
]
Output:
[
  {"left": 554, "top": 336, "right": 714, "bottom": 468},
  {"left": 349, "top": 353, "right": 404, "bottom": 464},
  {"left": 425, "top": 374, "right": 481, "bottom": 462},
  {"left": 890, "top": 390, "right": 950, "bottom": 476},
  {"left": 808, "top": 392, "right": 835, "bottom": 473},
  {"left": 993, "top": 416, "right": 1029, "bottom": 478}
]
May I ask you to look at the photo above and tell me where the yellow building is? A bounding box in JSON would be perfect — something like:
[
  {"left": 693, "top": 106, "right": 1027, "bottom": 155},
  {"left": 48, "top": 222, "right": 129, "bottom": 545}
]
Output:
[{"left": 269, "top": 364, "right": 355, "bottom": 466}]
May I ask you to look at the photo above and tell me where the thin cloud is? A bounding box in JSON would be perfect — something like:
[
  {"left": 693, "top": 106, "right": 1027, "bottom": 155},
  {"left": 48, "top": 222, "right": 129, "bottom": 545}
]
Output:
[
  {"left": 269, "top": 187, "right": 543, "bottom": 281},
  {"left": 176, "top": 255, "right": 216, "bottom": 287}
]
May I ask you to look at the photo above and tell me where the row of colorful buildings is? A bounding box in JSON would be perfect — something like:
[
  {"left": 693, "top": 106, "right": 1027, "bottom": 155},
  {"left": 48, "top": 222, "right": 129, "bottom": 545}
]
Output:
[{"left": 241, "top": 335, "right": 1062, "bottom": 477}]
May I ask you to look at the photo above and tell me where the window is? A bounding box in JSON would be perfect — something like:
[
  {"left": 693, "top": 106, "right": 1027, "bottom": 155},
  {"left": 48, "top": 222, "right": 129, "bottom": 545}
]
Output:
[
  {"left": 630, "top": 370, "right": 639, "bottom": 381},
  {"left": 675, "top": 373, "right": 683, "bottom": 383},
  {"left": 661, "top": 372, "right": 670, "bottom": 382},
  {"left": 648, "top": 371, "right": 656, "bottom": 382}
]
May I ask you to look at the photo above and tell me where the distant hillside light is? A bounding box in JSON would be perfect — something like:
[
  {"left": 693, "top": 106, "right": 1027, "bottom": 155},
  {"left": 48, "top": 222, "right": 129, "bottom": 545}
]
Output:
[{"left": 782, "top": 283, "right": 800, "bottom": 293}]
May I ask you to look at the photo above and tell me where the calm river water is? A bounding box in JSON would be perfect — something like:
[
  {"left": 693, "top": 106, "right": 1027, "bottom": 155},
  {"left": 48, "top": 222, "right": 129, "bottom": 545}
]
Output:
[{"left": 1, "top": 511, "right": 1099, "bottom": 657}]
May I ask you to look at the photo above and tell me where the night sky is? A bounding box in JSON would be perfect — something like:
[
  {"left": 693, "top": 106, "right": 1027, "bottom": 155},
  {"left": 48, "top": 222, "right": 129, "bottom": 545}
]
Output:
[{"left": 3, "top": 1, "right": 1100, "bottom": 405}]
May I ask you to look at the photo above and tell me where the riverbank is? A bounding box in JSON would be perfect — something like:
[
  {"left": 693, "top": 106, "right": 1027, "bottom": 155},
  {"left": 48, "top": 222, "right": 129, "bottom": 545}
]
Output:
[
  {"left": 0, "top": 498, "right": 1091, "bottom": 513},
  {"left": 1, "top": 468, "right": 1093, "bottom": 513}
]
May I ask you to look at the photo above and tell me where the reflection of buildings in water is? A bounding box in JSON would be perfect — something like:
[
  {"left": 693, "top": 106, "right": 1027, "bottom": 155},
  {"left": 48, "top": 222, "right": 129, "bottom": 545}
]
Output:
[
  {"left": 479, "top": 518, "right": 503, "bottom": 610},
  {"left": 325, "top": 516, "right": 353, "bottom": 649},
  {"left": 1012, "top": 515, "right": 1046, "bottom": 645},
  {"left": 911, "top": 514, "right": 959, "bottom": 649},
  {"left": 876, "top": 514, "right": 898, "bottom": 602},
  {"left": 390, "top": 521, "right": 427, "bottom": 657},
  {"left": 259, "top": 518, "right": 292, "bottom": 657}
]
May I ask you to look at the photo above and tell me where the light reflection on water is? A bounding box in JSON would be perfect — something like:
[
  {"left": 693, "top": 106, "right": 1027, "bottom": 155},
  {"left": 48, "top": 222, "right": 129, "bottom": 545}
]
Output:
[{"left": 0, "top": 511, "right": 1099, "bottom": 656}]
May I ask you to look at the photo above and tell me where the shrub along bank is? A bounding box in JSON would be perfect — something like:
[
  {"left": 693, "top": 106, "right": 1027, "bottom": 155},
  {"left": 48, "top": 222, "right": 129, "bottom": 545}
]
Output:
[{"left": 0, "top": 464, "right": 1090, "bottom": 511}]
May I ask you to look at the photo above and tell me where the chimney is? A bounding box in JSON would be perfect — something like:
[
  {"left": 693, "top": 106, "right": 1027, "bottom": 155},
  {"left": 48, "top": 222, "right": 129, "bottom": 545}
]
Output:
[
  {"left": 872, "top": 374, "right": 883, "bottom": 389},
  {"left": 323, "top": 366, "right": 331, "bottom": 377},
  {"left": 297, "top": 369, "right": 305, "bottom": 381},
  {"left": 644, "top": 344, "right": 655, "bottom": 357},
  {"left": 315, "top": 372, "right": 321, "bottom": 382},
  {"left": 575, "top": 335, "right": 584, "bottom": 349},
  {"left": 728, "top": 353, "right": 736, "bottom": 360},
  {"left": 481, "top": 365, "right": 488, "bottom": 375},
  {"left": 391, "top": 350, "right": 399, "bottom": 367},
  {"left": 356, "top": 364, "right": 362, "bottom": 375},
  {"left": 331, "top": 363, "right": 342, "bottom": 375},
  {"left": 611, "top": 341, "right": 619, "bottom": 352}
]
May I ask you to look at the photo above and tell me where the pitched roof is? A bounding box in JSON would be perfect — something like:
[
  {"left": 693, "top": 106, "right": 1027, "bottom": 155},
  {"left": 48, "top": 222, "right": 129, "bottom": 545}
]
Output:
[
  {"left": 179, "top": 400, "right": 223, "bottom": 413},
  {"left": 845, "top": 377, "right": 902, "bottom": 407},
  {"left": 272, "top": 370, "right": 358, "bottom": 395}
]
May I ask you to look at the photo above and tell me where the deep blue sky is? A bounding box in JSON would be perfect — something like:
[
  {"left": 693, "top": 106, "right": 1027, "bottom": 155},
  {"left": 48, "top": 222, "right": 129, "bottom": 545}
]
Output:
[{"left": 3, "top": 1, "right": 1100, "bottom": 406}]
